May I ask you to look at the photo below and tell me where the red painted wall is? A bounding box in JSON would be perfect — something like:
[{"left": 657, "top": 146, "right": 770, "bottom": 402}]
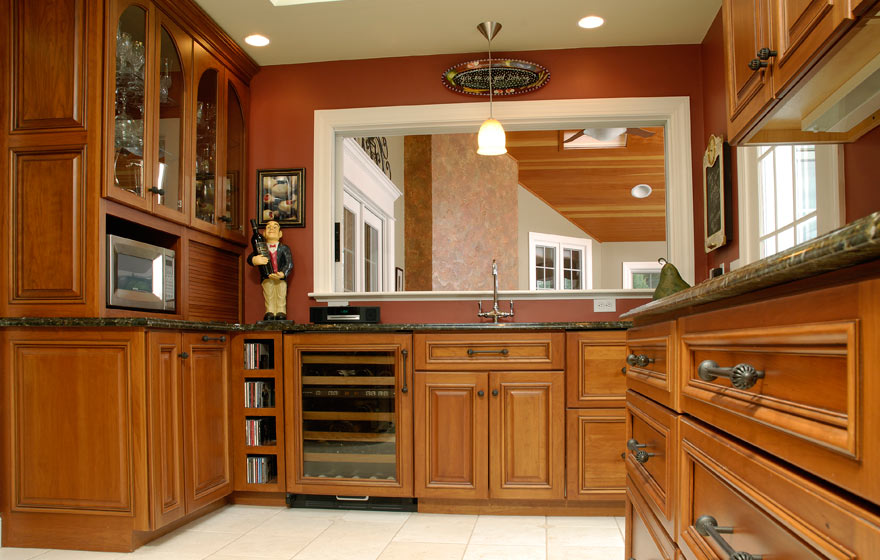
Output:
[
  {"left": 700, "top": 11, "right": 739, "bottom": 275},
  {"left": 844, "top": 124, "right": 880, "bottom": 223},
  {"left": 247, "top": 44, "right": 707, "bottom": 324}
]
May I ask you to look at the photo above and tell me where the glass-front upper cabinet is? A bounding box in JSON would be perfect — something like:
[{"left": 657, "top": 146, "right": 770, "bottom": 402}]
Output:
[
  {"left": 191, "top": 42, "right": 223, "bottom": 234},
  {"left": 107, "top": 1, "right": 192, "bottom": 224},
  {"left": 221, "top": 76, "right": 248, "bottom": 243}
]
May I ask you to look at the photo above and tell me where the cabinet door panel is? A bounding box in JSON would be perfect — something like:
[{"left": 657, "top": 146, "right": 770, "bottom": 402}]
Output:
[
  {"left": 220, "top": 75, "right": 248, "bottom": 243},
  {"left": 190, "top": 43, "right": 224, "bottom": 235},
  {"left": 147, "top": 331, "right": 185, "bottom": 528},
  {"left": 414, "top": 372, "right": 488, "bottom": 498},
  {"left": 566, "top": 409, "right": 626, "bottom": 501},
  {"left": 565, "top": 331, "right": 626, "bottom": 407},
  {"left": 724, "top": 0, "right": 775, "bottom": 141},
  {"left": 489, "top": 371, "right": 564, "bottom": 499},
  {"left": 773, "top": 0, "right": 855, "bottom": 95},
  {"left": 9, "top": 331, "right": 144, "bottom": 513},
  {"left": 183, "top": 334, "right": 231, "bottom": 511},
  {"left": 13, "top": 0, "right": 86, "bottom": 130}
]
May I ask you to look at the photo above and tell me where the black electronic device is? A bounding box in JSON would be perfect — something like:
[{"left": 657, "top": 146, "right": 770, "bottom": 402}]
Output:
[{"left": 310, "top": 306, "right": 380, "bottom": 324}]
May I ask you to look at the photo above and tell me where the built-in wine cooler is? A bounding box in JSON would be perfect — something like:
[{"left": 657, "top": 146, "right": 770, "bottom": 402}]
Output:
[{"left": 285, "top": 334, "right": 413, "bottom": 498}]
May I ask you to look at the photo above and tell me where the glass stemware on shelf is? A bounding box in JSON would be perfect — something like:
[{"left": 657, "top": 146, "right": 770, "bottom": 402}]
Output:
[
  {"left": 114, "top": 27, "right": 146, "bottom": 195},
  {"left": 195, "top": 98, "right": 217, "bottom": 223}
]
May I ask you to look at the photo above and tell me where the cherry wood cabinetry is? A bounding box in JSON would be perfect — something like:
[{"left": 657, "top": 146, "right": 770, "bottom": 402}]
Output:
[
  {"left": 0, "top": 0, "right": 104, "bottom": 318},
  {"left": 413, "top": 332, "right": 566, "bottom": 504},
  {"left": 625, "top": 322, "right": 676, "bottom": 411},
  {"left": 626, "top": 479, "right": 680, "bottom": 560},
  {"left": 564, "top": 331, "right": 627, "bottom": 507}
]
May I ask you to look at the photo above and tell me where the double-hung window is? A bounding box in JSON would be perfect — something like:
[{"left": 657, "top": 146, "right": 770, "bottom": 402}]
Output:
[{"left": 528, "top": 232, "right": 592, "bottom": 290}]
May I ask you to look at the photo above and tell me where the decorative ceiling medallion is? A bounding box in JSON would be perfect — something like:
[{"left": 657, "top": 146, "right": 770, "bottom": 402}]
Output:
[{"left": 442, "top": 59, "right": 550, "bottom": 96}]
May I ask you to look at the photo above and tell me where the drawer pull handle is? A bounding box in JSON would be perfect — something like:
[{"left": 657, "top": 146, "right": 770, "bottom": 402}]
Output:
[
  {"left": 627, "top": 438, "right": 655, "bottom": 464},
  {"left": 202, "top": 335, "right": 227, "bottom": 342},
  {"left": 695, "top": 515, "right": 763, "bottom": 560},
  {"left": 626, "top": 353, "right": 655, "bottom": 367},
  {"left": 698, "top": 360, "right": 765, "bottom": 390},
  {"left": 467, "top": 348, "right": 509, "bottom": 356},
  {"left": 401, "top": 349, "right": 409, "bottom": 394}
]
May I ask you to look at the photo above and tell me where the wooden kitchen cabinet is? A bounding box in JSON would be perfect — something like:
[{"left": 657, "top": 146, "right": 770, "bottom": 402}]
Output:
[
  {"left": 146, "top": 331, "right": 232, "bottom": 529},
  {"left": 565, "top": 408, "right": 625, "bottom": 502},
  {"left": 565, "top": 331, "right": 627, "bottom": 408}
]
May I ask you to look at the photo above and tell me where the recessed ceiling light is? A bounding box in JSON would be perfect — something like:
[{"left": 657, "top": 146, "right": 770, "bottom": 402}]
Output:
[
  {"left": 631, "top": 184, "right": 653, "bottom": 199},
  {"left": 578, "top": 16, "right": 604, "bottom": 29},
  {"left": 269, "top": 0, "right": 343, "bottom": 5},
  {"left": 244, "top": 34, "right": 270, "bottom": 47}
]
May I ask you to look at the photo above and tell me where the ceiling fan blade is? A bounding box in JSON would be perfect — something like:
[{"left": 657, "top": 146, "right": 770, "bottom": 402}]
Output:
[
  {"left": 626, "top": 128, "right": 656, "bottom": 138},
  {"left": 564, "top": 130, "right": 586, "bottom": 143}
]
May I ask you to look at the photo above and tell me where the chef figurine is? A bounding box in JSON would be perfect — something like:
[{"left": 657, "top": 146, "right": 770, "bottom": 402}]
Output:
[{"left": 247, "top": 220, "right": 293, "bottom": 321}]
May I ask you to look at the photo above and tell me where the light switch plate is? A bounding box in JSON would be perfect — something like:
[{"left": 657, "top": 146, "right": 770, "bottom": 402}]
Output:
[{"left": 593, "top": 298, "right": 616, "bottom": 313}]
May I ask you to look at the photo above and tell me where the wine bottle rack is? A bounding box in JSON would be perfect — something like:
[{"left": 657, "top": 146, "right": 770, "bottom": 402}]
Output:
[
  {"left": 286, "top": 333, "right": 414, "bottom": 497},
  {"left": 232, "top": 333, "right": 285, "bottom": 492}
]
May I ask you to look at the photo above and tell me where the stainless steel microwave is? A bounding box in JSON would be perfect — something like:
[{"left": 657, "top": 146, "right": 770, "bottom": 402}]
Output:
[{"left": 107, "top": 234, "right": 176, "bottom": 312}]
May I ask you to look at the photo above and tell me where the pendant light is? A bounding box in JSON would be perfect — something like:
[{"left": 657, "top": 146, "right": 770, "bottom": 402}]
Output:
[{"left": 476, "top": 21, "right": 506, "bottom": 156}]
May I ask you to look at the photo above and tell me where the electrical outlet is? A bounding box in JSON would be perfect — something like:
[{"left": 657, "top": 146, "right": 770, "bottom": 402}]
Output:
[{"left": 593, "top": 298, "right": 616, "bottom": 313}]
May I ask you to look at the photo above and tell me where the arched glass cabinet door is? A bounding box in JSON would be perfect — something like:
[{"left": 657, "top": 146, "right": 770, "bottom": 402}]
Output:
[
  {"left": 223, "top": 81, "right": 246, "bottom": 238},
  {"left": 194, "top": 68, "right": 219, "bottom": 225},
  {"left": 152, "top": 21, "right": 189, "bottom": 221},
  {"left": 112, "top": 4, "right": 148, "bottom": 201}
]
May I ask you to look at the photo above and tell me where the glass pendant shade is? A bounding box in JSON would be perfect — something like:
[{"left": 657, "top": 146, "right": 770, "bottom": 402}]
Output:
[{"left": 477, "top": 118, "right": 507, "bottom": 155}]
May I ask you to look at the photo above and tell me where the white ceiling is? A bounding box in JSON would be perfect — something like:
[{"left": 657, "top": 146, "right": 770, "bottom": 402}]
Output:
[{"left": 194, "top": 0, "right": 722, "bottom": 66}]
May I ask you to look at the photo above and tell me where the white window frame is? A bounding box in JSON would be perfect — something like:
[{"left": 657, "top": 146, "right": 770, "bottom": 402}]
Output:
[
  {"left": 622, "top": 261, "right": 663, "bottom": 289},
  {"left": 338, "top": 138, "right": 401, "bottom": 292},
  {"left": 736, "top": 144, "right": 844, "bottom": 267},
  {"left": 528, "top": 232, "right": 592, "bottom": 290}
]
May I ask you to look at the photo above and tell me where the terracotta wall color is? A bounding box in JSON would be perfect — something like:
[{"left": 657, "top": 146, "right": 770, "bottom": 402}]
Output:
[
  {"left": 404, "top": 135, "right": 432, "bottom": 291},
  {"left": 247, "top": 44, "right": 706, "bottom": 324},
  {"left": 431, "top": 133, "right": 519, "bottom": 291},
  {"left": 844, "top": 124, "right": 880, "bottom": 223},
  {"left": 700, "top": 10, "right": 739, "bottom": 275}
]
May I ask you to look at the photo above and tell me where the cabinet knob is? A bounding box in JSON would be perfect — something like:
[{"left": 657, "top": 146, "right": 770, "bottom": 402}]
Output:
[
  {"left": 491, "top": 389, "right": 499, "bottom": 397},
  {"left": 148, "top": 186, "right": 166, "bottom": 196},
  {"left": 477, "top": 390, "right": 485, "bottom": 397},
  {"left": 626, "top": 353, "right": 654, "bottom": 368},
  {"left": 757, "top": 47, "right": 777, "bottom": 60},
  {"left": 748, "top": 58, "right": 768, "bottom": 71},
  {"left": 178, "top": 352, "right": 189, "bottom": 359}
]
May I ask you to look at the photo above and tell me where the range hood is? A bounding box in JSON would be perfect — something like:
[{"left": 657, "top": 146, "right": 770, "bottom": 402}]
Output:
[{"left": 803, "top": 50, "right": 880, "bottom": 133}]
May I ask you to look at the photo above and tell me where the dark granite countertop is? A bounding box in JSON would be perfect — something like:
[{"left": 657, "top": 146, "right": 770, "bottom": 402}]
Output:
[
  {"left": 0, "top": 317, "right": 629, "bottom": 332},
  {"left": 622, "top": 210, "right": 880, "bottom": 321}
]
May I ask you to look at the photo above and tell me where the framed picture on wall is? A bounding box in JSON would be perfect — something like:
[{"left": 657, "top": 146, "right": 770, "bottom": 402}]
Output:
[
  {"left": 257, "top": 168, "right": 305, "bottom": 228},
  {"left": 703, "top": 134, "right": 727, "bottom": 253},
  {"left": 395, "top": 267, "right": 404, "bottom": 291}
]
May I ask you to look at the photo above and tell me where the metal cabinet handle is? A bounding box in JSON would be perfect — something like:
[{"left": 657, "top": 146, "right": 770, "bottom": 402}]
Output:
[
  {"left": 335, "top": 495, "right": 369, "bottom": 501},
  {"left": 201, "top": 335, "right": 227, "bottom": 342},
  {"left": 148, "top": 186, "right": 166, "bottom": 195},
  {"left": 698, "top": 360, "right": 765, "bottom": 390},
  {"left": 626, "top": 353, "right": 654, "bottom": 367},
  {"left": 467, "top": 348, "right": 509, "bottom": 356},
  {"left": 401, "top": 349, "right": 409, "bottom": 394},
  {"left": 757, "top": 47, "right": 777, "bottom": 60},
  {"left": 492, "top": 389, "right": 499, "bottom": 397},
  {"left": 178, "top": 352, "right": 189, "bottom": 359},
  {"left": 695, "top": 515, "right": 763, "bottom": 560},
  {"left": 621, "top": 366, "right": 627, "bottom": 375},
  {"left": 748, "top": 58, "right": 768, "bottom": 70},
  {"left": 627, "top": 438, "right": 655, "bottom": 464},
  {"left": 478, "top": 390, "right": 485, "bottom": 397}
]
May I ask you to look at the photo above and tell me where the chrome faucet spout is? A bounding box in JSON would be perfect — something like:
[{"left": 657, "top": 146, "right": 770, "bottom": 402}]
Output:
[{"left": 478, "top": 259, "right": 514, "bottom": 323}]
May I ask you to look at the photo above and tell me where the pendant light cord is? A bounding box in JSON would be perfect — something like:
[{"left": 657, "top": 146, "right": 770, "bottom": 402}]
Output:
[{"left": 487, "top": 37, "right": 493, "bottom": 118}]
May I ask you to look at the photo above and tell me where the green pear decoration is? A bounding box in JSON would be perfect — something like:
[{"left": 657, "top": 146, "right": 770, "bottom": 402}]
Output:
[{"left": 652, "top": 258, "right": 690, "bottom": 300}]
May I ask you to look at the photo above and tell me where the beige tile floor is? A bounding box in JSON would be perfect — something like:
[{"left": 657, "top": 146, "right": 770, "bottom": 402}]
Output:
[{"left": 0, "top": 505, "right": 626, "bottom": 560}]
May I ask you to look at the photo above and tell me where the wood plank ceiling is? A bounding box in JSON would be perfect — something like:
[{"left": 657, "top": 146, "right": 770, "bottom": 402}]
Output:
[{"left": 505, "top": 128, "right": 666, "bottom": 243}]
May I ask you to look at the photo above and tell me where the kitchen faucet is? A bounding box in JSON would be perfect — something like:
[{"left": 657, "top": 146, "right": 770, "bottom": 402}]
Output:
[{"left": 478, "top": 259, "right": 514, "bottom": 323}]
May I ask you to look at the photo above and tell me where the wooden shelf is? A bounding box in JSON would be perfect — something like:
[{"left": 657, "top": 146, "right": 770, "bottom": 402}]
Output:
[
  {"left": 302, "top": 411, "right": 395, "bottom": 421},
  {"left": 245, "top": 444, "right": 279, "bottom": 452},
  {"left": 301, "top": 355, "right": 394, "bottom": 364},
  {"left": 303, "top": 452, "right": 397, "bottom": 464},
  {"left": 244, "top": 408, "right": 278, "bottom": 415},
  {"left": 302, "top": 376, "right": 395, "bottom": 386},
  {"left": 304, "top": 431, "right": 396, "bottom": 442}
]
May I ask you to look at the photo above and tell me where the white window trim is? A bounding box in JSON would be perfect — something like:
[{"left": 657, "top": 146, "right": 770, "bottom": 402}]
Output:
[
  {"left": 622, "top": 261, "right": 663, "bottom": 289},
  {"left": 736, "top": 144, "right": 845, "bottom": 267},
  {"left": 528, "top": 232, "right": 592, "bottom": 290},
  {"left": 338, "top": 137, "right": 401, "bottom": 292},
  {"left": 312, "top": 97, "right": 693, "bottom": 303}
]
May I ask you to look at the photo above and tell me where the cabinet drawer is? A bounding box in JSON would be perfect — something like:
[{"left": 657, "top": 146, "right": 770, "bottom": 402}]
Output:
[
  {"left": 679, "top": 417, "right": 880, "bottom": 560},
  {"left": 626, "top": 321, "right": 676, "bottom": 410},
  {"left": 565, "top": 408, "right": 626, "bottom": 502},
  {"left": 565, "top": 331, "right": 627, "bottom": 408},
  {"left": 680, "top": 280, "right": 880, "bottom": 505},
  {"left": 413, "top": 332, "right": 564, "bottom": 371},
  {"left": 627, "top": 479, "right": 680, "bottom": 560},
  {"left": 626, "top": 390, "right": 678, "bottom": 539}
]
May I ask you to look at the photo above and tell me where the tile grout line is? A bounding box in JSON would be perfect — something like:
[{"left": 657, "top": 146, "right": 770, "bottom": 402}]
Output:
[{"left": 370, "top": 511, "right": 412, "bottom": 560}]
